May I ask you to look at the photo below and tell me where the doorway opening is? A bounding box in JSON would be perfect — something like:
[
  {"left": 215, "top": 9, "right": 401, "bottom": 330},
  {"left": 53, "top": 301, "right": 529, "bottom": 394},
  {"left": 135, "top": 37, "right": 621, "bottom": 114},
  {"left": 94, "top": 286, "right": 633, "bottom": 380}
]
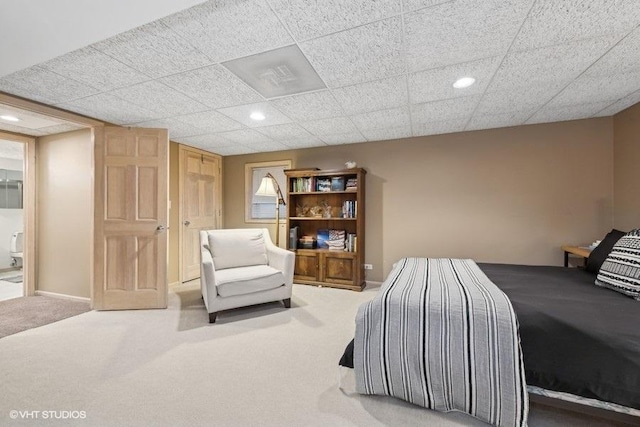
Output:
[{"left": 0, "top": 139, "right": 25, "bottom": 301}]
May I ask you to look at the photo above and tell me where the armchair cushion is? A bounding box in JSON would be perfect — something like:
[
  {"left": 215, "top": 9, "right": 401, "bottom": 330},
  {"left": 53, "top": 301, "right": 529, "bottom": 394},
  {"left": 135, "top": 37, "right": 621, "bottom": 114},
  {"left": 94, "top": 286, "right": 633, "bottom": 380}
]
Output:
[
  {"left": 215, "top": 265, "right": 285, "bottom": 297},
  {"left": 208, "top": 230, "right": 268, "bottom": 270}
]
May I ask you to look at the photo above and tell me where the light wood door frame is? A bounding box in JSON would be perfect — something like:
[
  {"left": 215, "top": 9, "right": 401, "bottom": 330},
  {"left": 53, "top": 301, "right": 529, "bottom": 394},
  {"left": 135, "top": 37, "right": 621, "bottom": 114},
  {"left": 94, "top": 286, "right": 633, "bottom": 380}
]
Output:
[
  {"left": 178, "top": 144, "right": 222, "bottom": 283},
  {"left": 0, "top": 130, "right": 36, "bottom": 297},
  {"left": 93, "top": 126, "right": 169, "bottom": 310}
]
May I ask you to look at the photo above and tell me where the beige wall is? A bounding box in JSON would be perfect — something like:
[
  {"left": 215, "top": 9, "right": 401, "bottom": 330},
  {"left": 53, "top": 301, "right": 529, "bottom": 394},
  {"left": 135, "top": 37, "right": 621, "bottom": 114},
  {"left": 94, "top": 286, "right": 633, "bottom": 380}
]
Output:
[
  {"left": 168, "top": 141, "right": 180, "bottom": 284},
  {"left": 613, "top": 102, "right": 640, "bottom": 231},
  {"left": 224, "top": 118, "right": 614, "bottom": 282},
  {"left": 37, "top": 129, "right": 93, "bottom": 298}
]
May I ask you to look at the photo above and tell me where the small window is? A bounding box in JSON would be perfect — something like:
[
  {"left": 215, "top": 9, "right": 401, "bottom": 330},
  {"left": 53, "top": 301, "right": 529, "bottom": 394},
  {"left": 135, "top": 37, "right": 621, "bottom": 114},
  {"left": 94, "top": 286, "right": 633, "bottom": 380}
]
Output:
[{"left": 245, "top": 160, "right": 291, "bottom": 223}]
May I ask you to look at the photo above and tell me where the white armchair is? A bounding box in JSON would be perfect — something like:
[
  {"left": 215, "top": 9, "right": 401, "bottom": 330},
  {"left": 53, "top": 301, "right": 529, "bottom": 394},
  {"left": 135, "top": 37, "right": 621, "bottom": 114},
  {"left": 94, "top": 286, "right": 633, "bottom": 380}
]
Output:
[{"left": 200, "top": 228, "right": 294, "bottom": 323}]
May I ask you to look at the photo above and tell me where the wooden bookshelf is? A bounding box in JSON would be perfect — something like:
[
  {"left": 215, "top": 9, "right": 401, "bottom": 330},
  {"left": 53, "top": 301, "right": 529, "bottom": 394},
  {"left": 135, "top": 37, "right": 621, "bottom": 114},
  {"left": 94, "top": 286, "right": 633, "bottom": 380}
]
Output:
[{"left": 285, "top": 168, "right": 366, "bottom": 291}]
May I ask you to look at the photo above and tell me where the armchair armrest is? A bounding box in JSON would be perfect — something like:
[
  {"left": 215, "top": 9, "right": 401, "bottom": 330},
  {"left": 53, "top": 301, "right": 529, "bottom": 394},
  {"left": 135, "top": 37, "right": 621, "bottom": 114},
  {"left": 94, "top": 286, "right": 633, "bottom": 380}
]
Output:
[
  {"left": 200, "top": 240, "right": 218, "bottom": 309},
  {"left": 266, "top": 244, "right": 295, "bottom": 287}
]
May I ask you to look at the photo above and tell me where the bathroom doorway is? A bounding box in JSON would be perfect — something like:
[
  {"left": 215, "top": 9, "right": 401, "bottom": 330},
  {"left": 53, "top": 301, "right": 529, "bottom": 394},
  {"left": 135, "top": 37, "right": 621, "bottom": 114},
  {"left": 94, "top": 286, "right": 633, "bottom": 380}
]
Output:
[{"left": 0, "top": 139, "right": 25, "bottom": 301}]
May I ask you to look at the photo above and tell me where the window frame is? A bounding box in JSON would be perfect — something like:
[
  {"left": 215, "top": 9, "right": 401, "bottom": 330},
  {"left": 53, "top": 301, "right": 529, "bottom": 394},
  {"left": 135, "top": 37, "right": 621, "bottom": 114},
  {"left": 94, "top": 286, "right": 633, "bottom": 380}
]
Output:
[{"left": 244, "top": 160, "right": 291, "bottom": 224}]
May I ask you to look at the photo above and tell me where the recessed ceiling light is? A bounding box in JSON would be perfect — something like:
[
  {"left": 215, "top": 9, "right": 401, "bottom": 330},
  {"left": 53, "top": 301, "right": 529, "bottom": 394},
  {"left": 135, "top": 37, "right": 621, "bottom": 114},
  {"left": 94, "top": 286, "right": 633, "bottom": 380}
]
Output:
[
  {"left": 250, "top": 112, "right": 266, "bottom": 121},
  {"left": 0, "top": 115, "right": 20, "bottom": 122},
  {"left": 453, "top": 77, "right": 476, "bottom": 89}
]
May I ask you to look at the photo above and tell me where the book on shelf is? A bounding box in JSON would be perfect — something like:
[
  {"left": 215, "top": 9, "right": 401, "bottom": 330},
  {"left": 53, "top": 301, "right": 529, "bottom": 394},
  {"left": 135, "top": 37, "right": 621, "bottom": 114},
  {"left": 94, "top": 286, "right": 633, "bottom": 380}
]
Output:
[
  {"left": 342, "top": 200, "right": 357, "bottom": 218},
  {"left": 316, "top": 178, "right": 331, "bottom": 192},
  {"left": 346, "top": 233, "right": 357, "bottom": 252},
  {"left": 292, "top": 177, "right": 316, "bottom": 192},
  {"left": 331, "top": 177, "right": 345, "bottom": 191}
]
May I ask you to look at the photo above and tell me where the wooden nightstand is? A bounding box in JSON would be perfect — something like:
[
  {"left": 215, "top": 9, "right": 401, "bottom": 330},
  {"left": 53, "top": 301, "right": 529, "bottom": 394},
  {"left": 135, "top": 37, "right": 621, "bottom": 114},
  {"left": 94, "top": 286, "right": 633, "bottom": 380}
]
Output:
[{"left": 561, "top": 245, "right": 592, "bottom": 267}]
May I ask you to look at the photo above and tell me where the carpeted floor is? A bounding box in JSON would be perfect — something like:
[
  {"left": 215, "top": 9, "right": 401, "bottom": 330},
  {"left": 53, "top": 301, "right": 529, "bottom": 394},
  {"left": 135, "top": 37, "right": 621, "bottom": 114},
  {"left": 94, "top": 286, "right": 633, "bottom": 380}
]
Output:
[
  {"left": 0, "top": 282, "right": 633, "bottom": 426},
  {"left": 0, "top": 295, "right": 91, "bottom": 338}
]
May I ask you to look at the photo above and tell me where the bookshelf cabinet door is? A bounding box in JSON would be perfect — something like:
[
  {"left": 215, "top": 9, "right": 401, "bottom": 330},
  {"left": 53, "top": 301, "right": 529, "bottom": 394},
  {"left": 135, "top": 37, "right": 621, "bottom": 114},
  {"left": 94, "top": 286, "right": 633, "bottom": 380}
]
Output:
[
  {"left": 322, "top": 252, "right": 356, "bottom": 286},
  {"left": 294, "top": 252, "right": 319, "bottom": 281}
]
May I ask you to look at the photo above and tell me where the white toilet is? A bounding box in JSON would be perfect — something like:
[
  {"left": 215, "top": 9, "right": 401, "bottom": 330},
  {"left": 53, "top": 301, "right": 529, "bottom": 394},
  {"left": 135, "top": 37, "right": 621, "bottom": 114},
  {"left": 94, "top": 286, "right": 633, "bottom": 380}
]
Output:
[{"left": 10, "top": 231, "right": 23, "bottom": 268}]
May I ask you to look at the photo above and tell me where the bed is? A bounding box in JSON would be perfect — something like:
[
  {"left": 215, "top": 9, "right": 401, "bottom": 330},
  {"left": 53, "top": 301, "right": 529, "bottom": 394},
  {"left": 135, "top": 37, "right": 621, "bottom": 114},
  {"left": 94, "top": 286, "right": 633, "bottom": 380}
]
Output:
[{"left": 340, "top": 241, "right": 640, "bottom": 425}]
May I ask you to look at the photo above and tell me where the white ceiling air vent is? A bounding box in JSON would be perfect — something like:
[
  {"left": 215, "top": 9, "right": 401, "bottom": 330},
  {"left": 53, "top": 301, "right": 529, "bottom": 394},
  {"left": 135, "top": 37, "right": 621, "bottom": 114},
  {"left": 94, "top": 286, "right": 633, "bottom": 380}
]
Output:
[{"left": 222, "top": 44, "right": 326, "bottom": 99}]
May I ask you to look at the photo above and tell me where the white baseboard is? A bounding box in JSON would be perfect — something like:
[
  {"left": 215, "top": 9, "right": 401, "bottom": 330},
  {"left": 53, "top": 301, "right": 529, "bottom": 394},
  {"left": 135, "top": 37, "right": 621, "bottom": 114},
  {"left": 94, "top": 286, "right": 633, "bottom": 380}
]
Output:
[
  {"left": 35, "top": 290, "right": 90, "bottom": 303},
  {"left": 365, "top": 280, "right": 383, "bottom": 289}
]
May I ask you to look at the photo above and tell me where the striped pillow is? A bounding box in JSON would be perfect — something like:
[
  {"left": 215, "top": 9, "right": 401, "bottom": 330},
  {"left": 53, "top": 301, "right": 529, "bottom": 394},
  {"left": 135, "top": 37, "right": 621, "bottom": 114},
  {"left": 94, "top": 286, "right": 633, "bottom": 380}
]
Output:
[{"left": 596, "top": 229, "right": 640, "bottom": 300}]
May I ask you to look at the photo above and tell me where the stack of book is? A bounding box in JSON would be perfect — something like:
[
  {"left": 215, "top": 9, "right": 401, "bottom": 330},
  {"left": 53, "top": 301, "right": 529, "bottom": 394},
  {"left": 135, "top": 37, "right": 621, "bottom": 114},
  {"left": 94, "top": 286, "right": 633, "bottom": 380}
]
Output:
[
  {"left": 345, "top": 178, "right": 358, "bottom": 191},
  {"left": 298, "top": 235, "right": 317, "bottom": 249}
]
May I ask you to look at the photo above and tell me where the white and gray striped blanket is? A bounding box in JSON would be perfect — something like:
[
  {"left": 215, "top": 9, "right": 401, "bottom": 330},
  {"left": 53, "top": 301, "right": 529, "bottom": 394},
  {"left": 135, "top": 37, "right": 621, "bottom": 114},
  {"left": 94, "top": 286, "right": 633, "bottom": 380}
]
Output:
[{"left": 354, "top": 258, "right": 528, "bottom": 427}]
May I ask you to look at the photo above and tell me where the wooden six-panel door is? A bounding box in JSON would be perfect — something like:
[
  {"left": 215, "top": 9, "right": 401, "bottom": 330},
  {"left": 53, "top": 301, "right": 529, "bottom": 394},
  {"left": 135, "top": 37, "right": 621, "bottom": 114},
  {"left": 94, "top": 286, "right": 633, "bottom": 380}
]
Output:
[
  {"left": 180, "top": 146, "right": 221, "bottom": 282},
  {"left": 93, "top": 126, "right": 168, "bottom": 310}
]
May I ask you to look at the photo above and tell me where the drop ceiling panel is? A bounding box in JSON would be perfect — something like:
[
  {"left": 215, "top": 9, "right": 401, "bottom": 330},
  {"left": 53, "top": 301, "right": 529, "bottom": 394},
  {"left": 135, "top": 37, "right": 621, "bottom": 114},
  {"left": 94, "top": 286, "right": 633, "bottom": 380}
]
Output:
[
  {"left": 57, "top": 93, "right": 159, "bottom": 124},
  {"left": 594, "top": 90, "right": 640, "bottom": 116},
  {"left": 216, "top": 129, "right": 274, "bottom": 145},
  {"left": 270, "top": 90, "right": 344, "bottom": 121},
  {"left": 547, "top": 72, "right": 640, "bottom": 107},
  {"left": 255, "top": 123, "right": 315, "bottom": 141},
  {"left": 411, "top": 96, "right": 481, "bottom": 124},
  {"left": 243, "top": 140, "right": 290, "bottom": 152},
  {"left": 475, "top": 86, "right": 559, "bottom": 116},
  {"left": 351, "top": 107, "right": 411, "bottom": 132},
  {"left": 360, "top": 126, "right": 412, "bottom": 142},
  {"left": 331, "top": 75, "right": 408, "bottom": 115},
  {"left": 110, "top": 80, "right": 209, "bottom": 117},
  {"left": 412, "top": 118, "right": 470, "bottom": 136},
  {"left": 466, "top": 111, "right": 534, "bottom": 132},
  {"left": 526, "top": 101, "right": 615, "bottom": 125},
  {"left": 512, "top": 0, "right": 640, "bottom": 51},
  {"left": 131, "top": 117, "right": 204, "bottom": 138},
  {"left": 409, "top": 57, "right": 501, "bottom": 104},
  {"left": 0, "top": 66, "right": 99, "bottom": 105},
  {"left": 300, "top": 17, "right": 404, "bottom": 88},
  {"left": 583, "top": 28, "right": 640, "bottom": 78},
  {"left": 321, "top": 131, "right": 367, "bottom": 145},
  {"left": 174, "top": 110, "right": 243, "bottom": 133},
  {"left": 212, "top": 145, "right": 258, "bottom": 156},
  {"left": 487, "top": 36, "right": 619, "bottom": 93},
  {"left": 404, "top": 0, "right": 533, "bottom": 72},
  {"left": 158, "top": 65, "right": 263, "bottom": 109},
  {"left": 40, "top": 47, "right": 150, "bottom": 91},
  {"left": 179, "top": 133, "right": 235, "bottom": 147},
  {"left": 93, "top": 21, "right": 213, "bottom": 78},
  {"left": 162, "top": 0, "right": 293, "bottom": 63},
  {"left": 281, "top": 137, "right": 326, "bottom": 149},
  {"left": 403, "top": 0, "right": 453, "bottom": 13},
  {"left": 300, "top": 117, "right": 360, "bottom": 137},
  {"left": 270, "top": 0, "right": 401, "bottom": 41}
]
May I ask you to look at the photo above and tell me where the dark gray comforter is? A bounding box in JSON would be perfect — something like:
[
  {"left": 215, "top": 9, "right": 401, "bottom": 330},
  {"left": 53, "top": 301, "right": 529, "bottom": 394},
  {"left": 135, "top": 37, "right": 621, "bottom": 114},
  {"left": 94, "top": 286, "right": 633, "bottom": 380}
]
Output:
[{"left": 479, "top": 263, "right": 640, "bottom": 410}]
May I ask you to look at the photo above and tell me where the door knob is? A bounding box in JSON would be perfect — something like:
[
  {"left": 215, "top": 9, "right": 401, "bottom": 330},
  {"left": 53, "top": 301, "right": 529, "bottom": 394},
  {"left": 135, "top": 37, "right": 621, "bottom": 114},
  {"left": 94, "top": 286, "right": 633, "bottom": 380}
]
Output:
[
  {"left": 156, "top": 225, "right": 167, "bottom": 232},
  {"left": 184, "top": 220, "right": 191, "bottom": 226}
]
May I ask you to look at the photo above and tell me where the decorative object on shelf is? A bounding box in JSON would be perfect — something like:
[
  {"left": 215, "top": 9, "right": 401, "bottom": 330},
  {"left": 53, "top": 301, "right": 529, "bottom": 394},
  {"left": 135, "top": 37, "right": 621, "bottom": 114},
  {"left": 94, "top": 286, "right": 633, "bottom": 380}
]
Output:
[
  {"left": 320, "top": 199, "right": 331, "bottom": 218},
  {"left": 345, "top": 161, "right": 357, "bottom": 169},
  {"left": 310, "top": 205, "right": 322, "bottom": 217},
  {"left": 317, "top": 229, "right": 330, "bottom": 249},
  {"left": 255, "top": 172, "right": 286, "bottom": 246}
]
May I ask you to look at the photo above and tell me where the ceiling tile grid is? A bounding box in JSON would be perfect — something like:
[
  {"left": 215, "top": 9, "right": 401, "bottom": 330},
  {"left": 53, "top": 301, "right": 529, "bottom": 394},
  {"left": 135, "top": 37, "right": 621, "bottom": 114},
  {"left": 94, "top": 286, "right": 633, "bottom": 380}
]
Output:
[{"left": 1, "top": 0, "right": 640, "bottom": 155}]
